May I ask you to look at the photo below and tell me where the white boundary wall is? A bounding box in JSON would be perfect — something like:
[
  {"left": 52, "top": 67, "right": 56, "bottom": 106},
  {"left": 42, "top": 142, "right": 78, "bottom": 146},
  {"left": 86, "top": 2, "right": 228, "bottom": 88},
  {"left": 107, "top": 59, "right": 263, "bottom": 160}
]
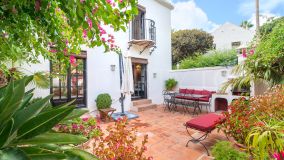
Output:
[{"left": 169, "top": 66, "right": 234, "bottom": 92}]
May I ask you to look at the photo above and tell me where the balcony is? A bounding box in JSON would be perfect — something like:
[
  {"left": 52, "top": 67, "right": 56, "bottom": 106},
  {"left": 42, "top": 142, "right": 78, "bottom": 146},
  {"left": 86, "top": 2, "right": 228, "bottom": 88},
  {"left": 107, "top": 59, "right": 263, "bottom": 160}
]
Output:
[{"left": 128, "top": 18, "right": 156, "bottom": 54}]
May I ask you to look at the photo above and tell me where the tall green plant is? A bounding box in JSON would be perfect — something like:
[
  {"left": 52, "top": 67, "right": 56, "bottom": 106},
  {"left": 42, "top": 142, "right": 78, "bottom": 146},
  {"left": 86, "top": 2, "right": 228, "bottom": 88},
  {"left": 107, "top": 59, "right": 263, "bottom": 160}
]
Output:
[
  {"left": 246, "top": 119, "right": 284, "bottom": 160},
  {"left": 0, "top": 76, "right": 97, "bottom": 159}
]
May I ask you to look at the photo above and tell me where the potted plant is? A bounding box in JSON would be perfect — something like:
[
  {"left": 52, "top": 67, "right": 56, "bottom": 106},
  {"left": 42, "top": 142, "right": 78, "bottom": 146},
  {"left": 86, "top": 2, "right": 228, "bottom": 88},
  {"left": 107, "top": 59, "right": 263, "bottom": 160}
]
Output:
[
  {"left": 165, "top": 78, "right": 178, "bottom": 91},
  {"left": 96, "top": 93, "right": 112, "bottom": 120}
]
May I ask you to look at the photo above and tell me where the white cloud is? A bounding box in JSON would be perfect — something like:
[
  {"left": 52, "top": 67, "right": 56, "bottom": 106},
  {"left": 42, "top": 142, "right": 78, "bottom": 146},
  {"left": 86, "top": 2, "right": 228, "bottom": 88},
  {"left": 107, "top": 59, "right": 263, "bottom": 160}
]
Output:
[
  {"left": 170, "top": 0, "right": 219, "bottom": 32},
  {"left": 239, "top": 0, "right": 284, "bottom": 16},
  {"left": 248, "top": 12, "right": 279, "bottom": 30}
]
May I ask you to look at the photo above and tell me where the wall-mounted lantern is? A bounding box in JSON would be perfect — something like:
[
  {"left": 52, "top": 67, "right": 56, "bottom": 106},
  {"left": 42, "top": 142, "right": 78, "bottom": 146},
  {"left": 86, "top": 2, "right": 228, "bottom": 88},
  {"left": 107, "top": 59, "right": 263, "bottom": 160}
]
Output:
[{"left": 110, "top": 64, "right": 116, "bottom": 71}]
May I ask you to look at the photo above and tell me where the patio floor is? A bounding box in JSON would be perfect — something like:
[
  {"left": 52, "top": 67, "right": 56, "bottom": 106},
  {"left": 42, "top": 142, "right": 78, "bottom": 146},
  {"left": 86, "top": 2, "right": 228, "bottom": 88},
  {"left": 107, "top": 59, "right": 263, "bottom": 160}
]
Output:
[{"left": 100, "top": 105, "right": 227, "bottom": 160}]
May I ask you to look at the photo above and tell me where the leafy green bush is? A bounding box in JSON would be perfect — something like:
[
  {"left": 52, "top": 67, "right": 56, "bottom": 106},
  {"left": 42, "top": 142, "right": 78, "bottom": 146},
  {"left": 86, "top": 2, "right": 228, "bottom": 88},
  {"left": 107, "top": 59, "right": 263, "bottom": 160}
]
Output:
[
  {"left": 178, "top": 50, "right": 237, "bottom": 69},
  {"left": 96, "top": 93, "right": 112, "bottom": 110},
  {"left": 0, "top": 76, "right": 97, "bottom": 159},
  {"left": 212, "top": 141, "right": 248, "bottom": 160},
  {"left": 245, "top": 18, "right": 284, "bottom": 85},
  {"left": 165, "top": 78, "right": 178, "bottom": 91}
]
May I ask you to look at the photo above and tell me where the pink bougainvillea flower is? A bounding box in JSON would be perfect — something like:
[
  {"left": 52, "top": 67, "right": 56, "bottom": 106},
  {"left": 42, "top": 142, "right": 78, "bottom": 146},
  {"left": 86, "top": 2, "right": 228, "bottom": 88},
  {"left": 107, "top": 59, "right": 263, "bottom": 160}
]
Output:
[
  {"left": 83, "top": 29, "right": 87, "bottom": 38},
  {"left": 69, "top": 55, "right": 76, "bottom": 65},
  {"left": 242, "top": 48, "right": 246, "bottom": 54},
  {"left": 63, "top": 48, "right": 68, "bottom": 54},
  {"left": 87, "top": 18, "right": 93, "bottom": 28},
  {"left": 242, "top": 53, "right": 247, "bottom": 58},
  {"left": 72, "top": 124, "right": 78, "bottom": 129},
  {"left": 119, "top": 0, "right": 123, "bottom": 3},
  {"left": 49, "top": 49, "right": 57, "bottom": 53},
  {"left": 249, "top": 49, "right": 254, "bottom": 55},
  {"left": 273, "top": 151, "right": 284, "bottom": 160},
  {"left": 102, "top": 38, "right": 106, "bottom": 42},
  {"left": 106, "top": 0, "right": 112, "bottom": 4},
  {"left": 82, "top": 117, "right": 89, "bottom": 122}
]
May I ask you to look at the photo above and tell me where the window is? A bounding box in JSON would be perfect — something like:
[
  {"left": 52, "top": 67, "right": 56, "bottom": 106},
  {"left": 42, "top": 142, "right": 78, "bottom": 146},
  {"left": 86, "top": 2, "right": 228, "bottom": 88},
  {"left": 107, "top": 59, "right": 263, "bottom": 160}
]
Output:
[
  {"left": 132, "top": 5, "right": 146, "bottom": 40},
  {"left": 50, "top": 54, "right": 87, "bottom": 107},
  {"left": 231, "top": 41, "right": 241, "bottom": 48}
]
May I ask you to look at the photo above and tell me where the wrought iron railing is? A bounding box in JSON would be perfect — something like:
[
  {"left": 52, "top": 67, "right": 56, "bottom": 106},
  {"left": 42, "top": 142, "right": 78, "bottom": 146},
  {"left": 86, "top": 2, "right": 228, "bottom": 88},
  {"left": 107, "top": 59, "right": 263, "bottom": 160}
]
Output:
[{"left": 129, "top": 18, "right": 156, "bottom": 42}]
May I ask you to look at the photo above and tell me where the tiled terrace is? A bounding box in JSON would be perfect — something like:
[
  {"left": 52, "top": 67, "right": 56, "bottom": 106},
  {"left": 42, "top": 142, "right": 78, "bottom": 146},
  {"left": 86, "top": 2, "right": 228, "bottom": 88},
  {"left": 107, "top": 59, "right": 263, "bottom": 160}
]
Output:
[{"left": 101, "top": 105, "right": 227, "bottom": 160}]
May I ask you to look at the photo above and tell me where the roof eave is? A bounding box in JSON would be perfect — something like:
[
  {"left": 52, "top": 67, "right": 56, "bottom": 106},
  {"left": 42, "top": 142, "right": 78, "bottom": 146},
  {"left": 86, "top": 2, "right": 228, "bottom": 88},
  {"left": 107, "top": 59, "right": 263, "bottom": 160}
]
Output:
[{"left": 154, "top": 0, "right": 174, "bottom": 10}]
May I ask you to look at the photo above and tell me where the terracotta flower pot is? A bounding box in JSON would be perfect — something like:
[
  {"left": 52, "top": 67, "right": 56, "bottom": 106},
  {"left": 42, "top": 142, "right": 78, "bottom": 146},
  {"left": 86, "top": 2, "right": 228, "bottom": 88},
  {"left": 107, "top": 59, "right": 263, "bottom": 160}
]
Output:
[{"left": 227, "top": 136, "right": 247, "bottom": 150}]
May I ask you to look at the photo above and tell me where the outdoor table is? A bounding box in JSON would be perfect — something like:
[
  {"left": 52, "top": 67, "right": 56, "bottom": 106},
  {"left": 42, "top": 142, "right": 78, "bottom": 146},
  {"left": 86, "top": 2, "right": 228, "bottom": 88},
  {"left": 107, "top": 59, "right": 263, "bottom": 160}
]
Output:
[
  {"left": 189, "top": 94, "right": 206, "bottom": 114},
  {"left": 171, "top": 93, "right": 206, "bottom": 115}
]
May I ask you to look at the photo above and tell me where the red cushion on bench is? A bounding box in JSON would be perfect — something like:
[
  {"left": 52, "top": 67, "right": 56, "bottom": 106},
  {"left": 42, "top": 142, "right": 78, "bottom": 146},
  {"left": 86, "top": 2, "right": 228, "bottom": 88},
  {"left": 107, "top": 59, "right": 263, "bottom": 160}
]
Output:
[
  {"left": 193, "top": 90, "right": 203, "bottom": 95},
  {"left": 179, "top": 88, "right": 187, "bottom": 94},
  {"left": 198, "top": 97, "right": 210, "bottom": 102},
  {"left": 185, "top": 113, "right": 224, "bottom": 132},
  {"left": 186, "top": 89, "right": 195, "bottom": 94}
]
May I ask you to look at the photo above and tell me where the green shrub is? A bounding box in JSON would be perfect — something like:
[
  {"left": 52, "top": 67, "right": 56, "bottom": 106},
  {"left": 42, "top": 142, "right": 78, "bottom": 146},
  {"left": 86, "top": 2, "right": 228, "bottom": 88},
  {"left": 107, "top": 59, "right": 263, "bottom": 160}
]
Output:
[
  {"left": 178, "top": 50, "right": 238, "bottom": 69},
  {"left": 96, "top": 93, "right": 112, "bottom": 110},
  {"left": 165, "top": 78, "right": 178, "bottom": 90},
  {"left": 0, "top": 76, "right": 97, "bottom": 159},
  {"left": 212, "top": 141, "right": 248, "bottom": 160}
]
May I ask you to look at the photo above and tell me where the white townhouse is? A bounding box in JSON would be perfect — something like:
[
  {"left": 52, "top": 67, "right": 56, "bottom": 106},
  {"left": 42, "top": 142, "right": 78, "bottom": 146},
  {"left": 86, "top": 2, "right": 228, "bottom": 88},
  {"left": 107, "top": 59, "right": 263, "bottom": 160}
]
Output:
[
  {"left": 23, "top": 0, "right": 174, "bottom": 113},
  {"left": 211, "top": 22, "right": 254, "bottom": 50}
]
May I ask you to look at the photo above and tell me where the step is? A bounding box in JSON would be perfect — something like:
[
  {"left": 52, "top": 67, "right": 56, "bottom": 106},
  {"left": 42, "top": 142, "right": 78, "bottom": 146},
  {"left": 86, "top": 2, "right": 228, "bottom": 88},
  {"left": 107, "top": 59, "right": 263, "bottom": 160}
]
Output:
[
  {"left": 131, "top": 103, "right": 157, "bottom": 112},
  {"left": 132, "top": 99, "right": 152, "bottom": 106}
]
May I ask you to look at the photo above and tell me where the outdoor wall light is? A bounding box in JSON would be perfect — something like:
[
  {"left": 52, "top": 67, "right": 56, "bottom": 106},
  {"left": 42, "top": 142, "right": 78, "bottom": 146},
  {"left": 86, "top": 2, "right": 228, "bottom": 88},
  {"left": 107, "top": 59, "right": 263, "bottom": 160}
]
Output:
[
  {"left": 153, "top": 73, "right": 157, "bottom": 78},
  {"left": 221, "top": 70, "right": 227, "bottom": 77},
  {"left": 110, "top": 64, "right": 116, "bottom": 71}
]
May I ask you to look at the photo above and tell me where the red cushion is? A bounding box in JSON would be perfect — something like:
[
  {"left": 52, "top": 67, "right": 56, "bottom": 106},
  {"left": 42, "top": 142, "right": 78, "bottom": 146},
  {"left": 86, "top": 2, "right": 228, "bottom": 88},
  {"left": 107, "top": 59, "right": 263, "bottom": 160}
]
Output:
[
  {"left": 186, "top": 89, "right": 195, "bottom": 94},
  {"left": 193, "top": 90, "right": 203, "bottom": 95},
  {"left": 179, "top": 88, "right": 187, "bottom": 94},
  {"left": 199, "top": 97, "right": 210, "bottom": 102},
  {"left": 185, "top": 113, "right": 224, "bottom": 132},
  {"left": 175, "top": 95, "right": 185, "bottom": 99},
  {"left": 201, "top": 90, "right": 211, "bottom": 95}
]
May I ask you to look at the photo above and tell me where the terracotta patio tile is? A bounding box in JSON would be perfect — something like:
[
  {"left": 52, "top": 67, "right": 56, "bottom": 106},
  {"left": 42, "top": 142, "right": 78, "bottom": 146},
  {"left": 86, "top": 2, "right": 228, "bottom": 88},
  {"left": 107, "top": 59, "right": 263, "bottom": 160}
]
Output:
[{"left": 100, "top": 105, "right": 227, "bottom": 160}]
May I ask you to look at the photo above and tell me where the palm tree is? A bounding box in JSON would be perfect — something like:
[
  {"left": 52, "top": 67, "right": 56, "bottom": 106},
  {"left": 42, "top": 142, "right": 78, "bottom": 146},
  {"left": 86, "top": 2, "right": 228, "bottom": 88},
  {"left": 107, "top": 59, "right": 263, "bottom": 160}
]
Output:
[
  {"left": 256, "top": 0, "right": 260, "bottom": 39},
  {"left": 240, "top": 20, "right": 254, "bottom": 29}
]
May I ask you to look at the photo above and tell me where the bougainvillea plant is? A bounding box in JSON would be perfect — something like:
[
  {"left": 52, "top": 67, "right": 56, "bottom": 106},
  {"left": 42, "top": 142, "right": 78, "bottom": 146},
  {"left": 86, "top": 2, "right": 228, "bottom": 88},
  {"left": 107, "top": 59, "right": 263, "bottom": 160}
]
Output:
[
  {"left": 217, "top": 98, "right": 257, "bottom": 145},
  {"left": 0, "top": 0, "right": 138, "bottom": 72},
  {"left": 54, "top": 117, "right": 102, "bottom": 139},
  {"left": 93, "top": 117, "right": 152, "bottom": 160}
]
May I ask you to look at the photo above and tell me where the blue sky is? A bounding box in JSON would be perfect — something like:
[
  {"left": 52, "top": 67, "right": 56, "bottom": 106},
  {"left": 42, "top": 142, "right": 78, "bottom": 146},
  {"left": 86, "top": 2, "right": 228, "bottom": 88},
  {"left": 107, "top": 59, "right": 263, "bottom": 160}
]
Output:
[{"left": 170, "top": 0, "right": 284, "bottom": 31}]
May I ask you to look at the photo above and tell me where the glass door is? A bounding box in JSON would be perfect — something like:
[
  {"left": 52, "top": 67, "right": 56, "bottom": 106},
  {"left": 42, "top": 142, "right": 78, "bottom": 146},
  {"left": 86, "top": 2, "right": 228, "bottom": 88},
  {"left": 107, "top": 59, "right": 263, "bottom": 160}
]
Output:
[
  {"left": 50, "top": 57, "right": 86, "bottom": 107},
  {"left": 132, "top": 63, "right": 147, "bottom": 100}
]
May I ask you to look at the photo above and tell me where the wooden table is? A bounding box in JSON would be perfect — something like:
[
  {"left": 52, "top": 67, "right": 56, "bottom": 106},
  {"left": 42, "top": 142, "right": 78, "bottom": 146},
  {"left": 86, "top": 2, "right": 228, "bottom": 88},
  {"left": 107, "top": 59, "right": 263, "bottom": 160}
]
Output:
[{"left": 99, "top": 108, "right": 116, "bottom": 122}]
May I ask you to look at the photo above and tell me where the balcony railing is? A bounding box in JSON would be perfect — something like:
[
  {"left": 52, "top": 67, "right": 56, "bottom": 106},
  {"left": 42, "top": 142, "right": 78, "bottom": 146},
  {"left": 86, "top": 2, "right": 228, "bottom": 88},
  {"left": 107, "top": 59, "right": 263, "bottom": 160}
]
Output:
[{"left": 129, "top": 18, "right": 156, "bottom": 43}]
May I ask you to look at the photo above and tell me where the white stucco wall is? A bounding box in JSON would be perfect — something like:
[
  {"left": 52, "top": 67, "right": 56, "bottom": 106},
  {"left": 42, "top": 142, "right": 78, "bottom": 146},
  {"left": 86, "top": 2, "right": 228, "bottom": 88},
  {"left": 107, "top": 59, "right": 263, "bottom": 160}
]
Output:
[
  {"left": 22, "top": 0, "right": 173, "bottom": 113},
  {"left": 211, "top": 23, "right": 254, "bottom": 50},
  {"left": 169, "top": 66, "right": 234, "bottom": 92}
]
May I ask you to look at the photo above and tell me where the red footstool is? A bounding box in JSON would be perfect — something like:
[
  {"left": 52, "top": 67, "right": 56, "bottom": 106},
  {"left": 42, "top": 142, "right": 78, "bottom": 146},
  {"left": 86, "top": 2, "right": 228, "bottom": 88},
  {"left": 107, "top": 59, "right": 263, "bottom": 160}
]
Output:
[{"left": 184, "top": 113, "right": 224, "bottom": 155}]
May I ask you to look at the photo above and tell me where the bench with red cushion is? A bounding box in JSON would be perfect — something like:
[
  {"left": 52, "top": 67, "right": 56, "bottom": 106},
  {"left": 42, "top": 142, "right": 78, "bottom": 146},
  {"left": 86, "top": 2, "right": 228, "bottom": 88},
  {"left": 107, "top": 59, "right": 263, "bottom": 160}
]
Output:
[
  {"left": 185, "top": 113, "right": 224, "bottom": 132},
  {"left": 184, "top": 113, "right": 225, "bottom": 155},
  {"left": 176, "top": 88, "right": 214, "bottom": 102}
]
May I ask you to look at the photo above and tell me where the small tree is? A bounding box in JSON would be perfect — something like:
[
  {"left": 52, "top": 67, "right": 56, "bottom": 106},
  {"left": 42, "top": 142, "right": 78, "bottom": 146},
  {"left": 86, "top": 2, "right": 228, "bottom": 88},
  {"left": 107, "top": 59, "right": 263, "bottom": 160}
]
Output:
[{"left": 171, "top": 29, "right": 213, "bottom": 64}]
